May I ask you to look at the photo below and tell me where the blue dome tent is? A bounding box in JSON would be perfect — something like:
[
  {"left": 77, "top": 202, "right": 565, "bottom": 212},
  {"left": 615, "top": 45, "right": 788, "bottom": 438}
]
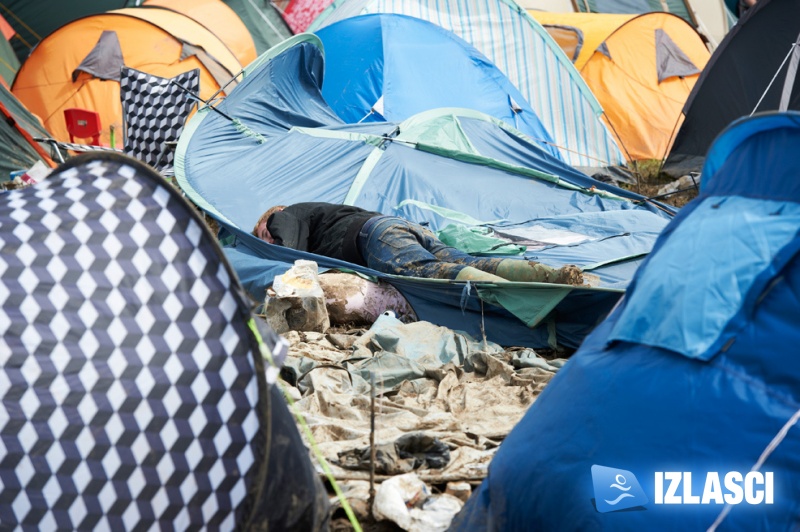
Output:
[
  {"left": 315, "top": 14, "right": 563, "bottom": 161},
  {"left": 308, "top": 0, "right": 628, "bottom": 174},
  {"left": 175, "top": 34, "right": 673, "bottom": 350},
  {"left": 451, "top": 112, "right": 800, "bottom": 529}
]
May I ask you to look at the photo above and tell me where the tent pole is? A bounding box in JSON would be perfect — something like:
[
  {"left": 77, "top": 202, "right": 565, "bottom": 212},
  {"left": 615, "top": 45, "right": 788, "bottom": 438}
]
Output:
[
  {"left": 751, "top": 42, "right": 798, "bottom": 115},
  {"left": 779, "top": 34, "right": 800, "bottom": 111}
]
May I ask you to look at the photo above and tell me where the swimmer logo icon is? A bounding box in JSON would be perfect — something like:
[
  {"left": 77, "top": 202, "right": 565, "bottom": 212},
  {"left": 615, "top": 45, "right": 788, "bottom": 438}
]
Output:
[{"left": 592, "top": 465, "right": 649, "bottom": 513}]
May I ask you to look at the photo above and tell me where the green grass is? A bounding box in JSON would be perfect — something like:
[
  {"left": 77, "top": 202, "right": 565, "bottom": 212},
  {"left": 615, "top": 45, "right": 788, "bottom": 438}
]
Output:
[{"left": 622, "top": 159, "right": 699, "bottom": 209}]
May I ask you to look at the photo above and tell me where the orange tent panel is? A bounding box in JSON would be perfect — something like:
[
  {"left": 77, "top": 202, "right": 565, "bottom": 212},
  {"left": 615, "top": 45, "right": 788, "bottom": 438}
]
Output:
[
  {"left": 143, "top": 0, "right": 257, "bottom": 67},
  {"left": 11, "top": 9, "right": 242, "bottom": 146},
  {"left": 533, "top": 11, "right": 710, "bottom": 162}
]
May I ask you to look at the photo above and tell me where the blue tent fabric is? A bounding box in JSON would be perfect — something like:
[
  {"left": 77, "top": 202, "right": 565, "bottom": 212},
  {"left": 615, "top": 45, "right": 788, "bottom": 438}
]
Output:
[
  {"left": 451, "top": 112, "right": 800, "bottom": 529},
  {"left": 175, "top": 35, "right": 673, "bottom": 349},
  {"left": 316, "top": 14, "right": 563, "bottom": 161},
  {"left": 308, "top": 0, "right": 627, "bottom": 171}
]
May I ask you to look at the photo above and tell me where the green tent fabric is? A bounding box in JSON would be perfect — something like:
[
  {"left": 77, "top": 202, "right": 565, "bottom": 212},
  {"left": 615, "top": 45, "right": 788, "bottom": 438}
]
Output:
[
  {"left": 0, "top": 1, "right": 134, "bottom": 61},
  {"left": 0, "top": 0, "right": 290, "bottom": 62},
  {"left": 574, "top": 0, "right": 695, "bottom": 25},
  {"left": 223, "top": 0, "right": 292, "bottom": 55},
  {"left": 0, "top": 36, "right": 18, "bottom": 86},
  {"left": 437, "top": 224, "right": 526, "bottom": 256},
  {"left": 0, "top": 83, "right": 51, "bottom": 178},
  {"left": 478, "top": 284, "right": 578, "bottom": 330}
]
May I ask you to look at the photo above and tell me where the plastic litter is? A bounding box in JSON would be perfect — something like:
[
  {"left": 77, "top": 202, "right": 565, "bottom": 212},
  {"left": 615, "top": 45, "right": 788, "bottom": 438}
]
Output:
[
  {"left": 372, "top": 473, "right": 464, "bottom": 531},
  {"left": 265, "top": 260, "right": 330, "bottom": 333}
]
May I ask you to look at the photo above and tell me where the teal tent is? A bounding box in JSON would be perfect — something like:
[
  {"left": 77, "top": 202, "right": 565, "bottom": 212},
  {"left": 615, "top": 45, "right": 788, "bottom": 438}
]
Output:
[
  {"left": 572, "top": 0, "right": 697, "bottom": 24},
  {"left": 222, "top": 0, "right": 292, "bottom": 55},
  {"left": 0, "top": 35, "right": 18, "bottom": 85},
  {"left": 175, "top": 35, "right": 674, "bottom": 349}
]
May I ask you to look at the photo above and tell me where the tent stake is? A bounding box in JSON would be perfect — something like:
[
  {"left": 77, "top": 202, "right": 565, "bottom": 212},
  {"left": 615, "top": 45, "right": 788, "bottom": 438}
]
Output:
[{"left": 369, "top": 371, "right": 377, "bottom": 516}]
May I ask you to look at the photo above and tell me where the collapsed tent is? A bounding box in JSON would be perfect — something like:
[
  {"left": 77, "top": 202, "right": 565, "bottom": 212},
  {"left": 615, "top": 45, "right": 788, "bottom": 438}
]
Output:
[
  {"left": 663, "top": 0, "right": 800, "bottom": 178},
  {"left": 308, "top": 0, "right": 627, "bottom": 174},
  {"left": 142, "top": 0, "right": 257, "bottom": 67},
  {"left": 0, "top": 83, "right": 54, "bottom": 177},
  {"left": 0, "top": 153, "right": 329, "bottom": 529},
  {"left": 11, "top": 8, "right": 243, "bottom": 145},
  {"left": 315, "top": 14, "right": 562, "bottom": 161},
  {"left": 175, "top": 35, "right": 673, "bottom": 349},
  {"left": 532, "top": 12, "right": 710, "bottom": 162},
  {"left": 452, "top": 112, "right": 800, "bottom": 529}
]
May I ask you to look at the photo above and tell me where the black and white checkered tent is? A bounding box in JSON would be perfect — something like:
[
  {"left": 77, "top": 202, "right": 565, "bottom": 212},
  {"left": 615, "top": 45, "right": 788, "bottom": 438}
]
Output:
[{"left": 0, "top": 153, "right": 328, "bottom": 530}]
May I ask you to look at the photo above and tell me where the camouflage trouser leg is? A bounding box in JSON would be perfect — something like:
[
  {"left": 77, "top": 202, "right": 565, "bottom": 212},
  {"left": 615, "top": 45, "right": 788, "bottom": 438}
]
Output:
[{"left": 360, "top": 218, "right": 506, "bottom": 280}]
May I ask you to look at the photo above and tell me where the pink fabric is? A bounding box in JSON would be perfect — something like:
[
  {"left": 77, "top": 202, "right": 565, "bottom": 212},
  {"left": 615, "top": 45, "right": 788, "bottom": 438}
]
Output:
[{"left": 283, "top": 0, "right": 334, "bottom": 33}]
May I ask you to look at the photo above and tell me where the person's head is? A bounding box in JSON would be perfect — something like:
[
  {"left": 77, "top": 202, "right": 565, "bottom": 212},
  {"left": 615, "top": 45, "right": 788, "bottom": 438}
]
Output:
[{"left": 252, "top": 205, "right": 286, "bottom": 244}]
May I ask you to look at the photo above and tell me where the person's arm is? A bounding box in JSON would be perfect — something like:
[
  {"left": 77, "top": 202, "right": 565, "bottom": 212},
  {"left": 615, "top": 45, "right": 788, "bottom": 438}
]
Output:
[{"left": 268, "top": 210, "right": 311, "bottom": 251}]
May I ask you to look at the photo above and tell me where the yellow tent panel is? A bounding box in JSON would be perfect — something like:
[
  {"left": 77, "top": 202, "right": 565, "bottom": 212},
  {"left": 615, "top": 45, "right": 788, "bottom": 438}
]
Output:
[
  {"left": 532, "top": 11, "right": 710, "bottom": 162},
  {"left": 11, "top": 8, "right": 242, "bottom": 145}
]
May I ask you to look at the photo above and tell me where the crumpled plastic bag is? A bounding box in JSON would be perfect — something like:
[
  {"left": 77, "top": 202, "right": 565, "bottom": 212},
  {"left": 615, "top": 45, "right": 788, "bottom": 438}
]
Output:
[{"left": 372, "top": 473, "right": 463, "bottom": 531}]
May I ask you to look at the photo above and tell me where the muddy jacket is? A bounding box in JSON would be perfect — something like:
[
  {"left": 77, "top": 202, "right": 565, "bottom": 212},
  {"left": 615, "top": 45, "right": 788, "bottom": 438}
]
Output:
[{"left": 267, "top": 202, "right": 380, "bottom": 265}]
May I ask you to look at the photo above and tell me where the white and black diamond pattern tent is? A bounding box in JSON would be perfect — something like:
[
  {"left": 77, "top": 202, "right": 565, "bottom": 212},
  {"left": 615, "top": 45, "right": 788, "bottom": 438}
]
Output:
[{"left": 0, "top": 153, "right": 328, "bottom": 530}]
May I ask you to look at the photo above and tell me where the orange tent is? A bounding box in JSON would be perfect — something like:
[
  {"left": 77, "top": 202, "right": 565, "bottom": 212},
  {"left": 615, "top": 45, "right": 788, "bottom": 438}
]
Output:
[
  {"left": 143, "top": 0, "right": 257, "bottom": 67},
  {"left": 11, "top": 8, "right": 242, "bottom": 145},
  {"left": 532, "top": 11, "right": 710, "bottom": 162}
]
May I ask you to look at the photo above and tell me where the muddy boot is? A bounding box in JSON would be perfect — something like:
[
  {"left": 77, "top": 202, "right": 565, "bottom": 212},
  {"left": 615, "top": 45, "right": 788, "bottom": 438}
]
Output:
[
  {"left": 553, "top": 265, "right": 584, "bottom": 286},
  {"left": 495, "top": 259, "right": 585, "bottom": 286},
  {"left": 455, "top": 266, "right": 507, "bottom": 283}
]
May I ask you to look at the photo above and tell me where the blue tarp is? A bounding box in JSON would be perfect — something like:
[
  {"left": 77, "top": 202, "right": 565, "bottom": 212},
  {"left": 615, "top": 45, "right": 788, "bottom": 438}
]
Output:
[
  {"left": 452, "top": 112, "right": 800, "bottom": 529},
  {"left": 175, "top": 34, "right": 673, "bottom": 349},
  {"left": 316, "top": 14, "right": 563, "bottom": 161}
]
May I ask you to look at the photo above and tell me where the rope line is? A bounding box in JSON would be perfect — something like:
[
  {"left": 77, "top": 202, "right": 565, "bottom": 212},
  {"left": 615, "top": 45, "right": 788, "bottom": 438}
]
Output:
[
  {"left": 751, "top": 43, "right": 797, "bottom": 116},
  {"left": 707, "top": 406, "right": 800, "bottom": 531},
  {"left": 249, "top": 319, "right": 362, "bottom": 532}
]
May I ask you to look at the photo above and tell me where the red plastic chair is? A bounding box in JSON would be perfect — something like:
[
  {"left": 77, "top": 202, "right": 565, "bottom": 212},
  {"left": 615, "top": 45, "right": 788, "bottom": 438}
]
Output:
[{"left": 63, "top": 108, "right": 103, "bottom": 146}]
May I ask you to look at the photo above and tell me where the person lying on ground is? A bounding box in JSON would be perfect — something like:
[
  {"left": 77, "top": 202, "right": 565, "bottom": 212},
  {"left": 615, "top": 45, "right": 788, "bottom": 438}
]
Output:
[{"left": 252, "top": 202, "right": 586, "bottom": 285}]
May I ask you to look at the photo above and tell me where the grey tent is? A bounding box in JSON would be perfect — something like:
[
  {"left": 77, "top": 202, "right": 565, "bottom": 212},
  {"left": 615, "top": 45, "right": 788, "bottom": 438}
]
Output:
[
  {"left": 0, "top": 153, "right": 328, "bottom": 530},
  {"left": 662, "top": 0, "right": 800, "bottom": 177}
]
